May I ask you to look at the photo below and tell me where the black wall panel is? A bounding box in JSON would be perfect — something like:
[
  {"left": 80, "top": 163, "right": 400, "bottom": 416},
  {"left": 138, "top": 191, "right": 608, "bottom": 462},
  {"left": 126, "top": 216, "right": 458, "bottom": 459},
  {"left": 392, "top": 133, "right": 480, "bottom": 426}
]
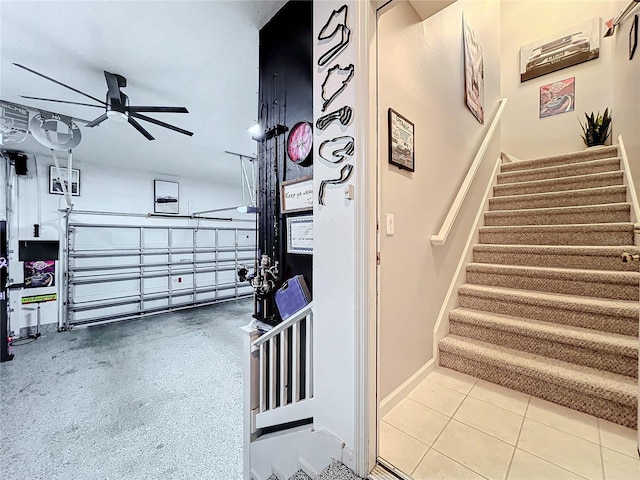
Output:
[{"left": 257, "top": 0, "right": 313, "bottom": 321}]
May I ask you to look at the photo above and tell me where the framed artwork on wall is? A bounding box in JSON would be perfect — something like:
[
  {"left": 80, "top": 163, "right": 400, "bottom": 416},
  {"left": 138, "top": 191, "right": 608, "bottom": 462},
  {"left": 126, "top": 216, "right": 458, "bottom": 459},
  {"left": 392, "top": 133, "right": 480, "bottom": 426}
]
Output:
[
  {"left": 286, "top": 215, "right": 313, "bottom": 255},
  {"left": 463, "top": 15, "right": 485, "bottom": 124},
  {"left": 630, "top": 14, "right": 638, "bottom": 61},
  {"left": 49, "top": 166, "right": 80, "bottom": 196},
  {"left": 154, "top": 180, "right": 179, "bottom": 214},
  {"left": 388, "top": 108, "right": 415, "bottom": 172},
  {"left": 539, "top": 77, "right": 575, "bottom": 118},
  {"left": 281, "top": 175, "right": 313, "bottom": 213},
  {"left": 519, "top": 17, "right": 600, "bottom": 83}
]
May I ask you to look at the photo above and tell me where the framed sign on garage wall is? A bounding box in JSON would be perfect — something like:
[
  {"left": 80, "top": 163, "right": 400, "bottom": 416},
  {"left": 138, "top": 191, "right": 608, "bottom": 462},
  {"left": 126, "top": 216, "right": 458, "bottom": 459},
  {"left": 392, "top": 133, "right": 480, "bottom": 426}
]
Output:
[
  {"left": 49, "top": 166, "right": 80, "bottom": 196},
  {"left": 154, "top": 180, "right": 179, "bottom": 214}
]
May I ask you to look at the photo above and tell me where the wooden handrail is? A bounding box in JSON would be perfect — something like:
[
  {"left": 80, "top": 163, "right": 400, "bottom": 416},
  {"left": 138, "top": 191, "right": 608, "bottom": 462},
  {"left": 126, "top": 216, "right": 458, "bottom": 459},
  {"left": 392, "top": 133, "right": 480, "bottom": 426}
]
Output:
[
  {"left": 431, "top": 98, "right": 508, "bottom": 246},
  {"left": 252, "top": 301, "right": 314, "bottom": 349},
  {"left": 618, "top": 135, "right": 640, "bottom": 223}
]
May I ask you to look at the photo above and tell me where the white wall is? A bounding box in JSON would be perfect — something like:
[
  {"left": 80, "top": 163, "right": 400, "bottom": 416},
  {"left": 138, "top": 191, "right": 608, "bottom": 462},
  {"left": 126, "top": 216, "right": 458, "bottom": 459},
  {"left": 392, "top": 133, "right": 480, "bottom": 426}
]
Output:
[
  {"left": 2, "top": 153, "right": 253, "bottom": 334},
  {"left": 500, "top": 1, "right": 620, "bottom": 158},
  {"left": 611, "top": 2, "right": 640, "bottom": 199},
  {"left": 378, "top": 0, "right": 502, "bottom": 399}
]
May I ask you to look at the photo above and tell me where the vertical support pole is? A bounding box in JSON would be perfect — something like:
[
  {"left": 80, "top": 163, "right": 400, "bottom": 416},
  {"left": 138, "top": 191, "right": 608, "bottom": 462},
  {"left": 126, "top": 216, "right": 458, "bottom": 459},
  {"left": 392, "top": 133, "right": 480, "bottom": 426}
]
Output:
[
  {"left": 214, "top": 228, "right": 219, "bottom": 300},
  {"left": 167, "top": 227, "right": 173, "bottom": 308},
  {"left": 139, "top": 226, "right": 144, "bottom": 312},
  {"left": 279, "top": 329, "right": 286, "bottom": 406},
  {"left": 306, "top": 313, "right": 313, "bottom": 398},
  {"left": 269, "top": 336, "right": 276, "bottom": 409},
  {"left": 64, "top": 216, "right": 72, "bottom": 330},
  {"left": 292, "top": 321, "right": 299, "bottom": 403}
]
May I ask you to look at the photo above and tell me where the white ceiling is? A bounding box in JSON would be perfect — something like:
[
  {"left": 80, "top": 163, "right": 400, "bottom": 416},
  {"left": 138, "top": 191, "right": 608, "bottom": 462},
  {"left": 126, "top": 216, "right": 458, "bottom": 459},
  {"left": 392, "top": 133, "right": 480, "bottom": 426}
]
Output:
[{"left": 1, "top": 0, "right": 286, "bottom": 184}]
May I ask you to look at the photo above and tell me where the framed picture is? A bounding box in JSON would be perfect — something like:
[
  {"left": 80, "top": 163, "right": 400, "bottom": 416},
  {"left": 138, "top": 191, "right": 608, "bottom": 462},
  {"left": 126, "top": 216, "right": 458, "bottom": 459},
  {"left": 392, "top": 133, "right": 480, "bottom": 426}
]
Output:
[
  {"left": 463, "top": 15, "right": 485, "bottom": 124},
  {"left": 49, "top": 166, "right": 80, "bottom": 196},
  {"left": 630, "top": 14, "right": 638, "bottom": 61},
  {"left": 281, "top": 175, "right": 313, "bottom": 213},
  {"left": 520, "top": 17, "right": 600, "bottom": 82},
  {"left": 286, "top": 215, "right": 313, "bottom": 255},
  {"left": 388, "top": 108, "right": 415, "bottom": 172},
  {"left": 154, "top": 180, "right": 179, "bottom": 214},
  {"left": 539, "top": 77, "right": 575, "bottom": 118}
]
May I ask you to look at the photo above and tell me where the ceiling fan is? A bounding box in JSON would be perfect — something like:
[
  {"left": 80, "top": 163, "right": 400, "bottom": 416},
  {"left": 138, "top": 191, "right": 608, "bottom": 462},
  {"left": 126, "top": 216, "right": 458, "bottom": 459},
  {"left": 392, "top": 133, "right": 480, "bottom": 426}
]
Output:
[{"left": 14, "top": 63, "right": 193, "bottom": 141}]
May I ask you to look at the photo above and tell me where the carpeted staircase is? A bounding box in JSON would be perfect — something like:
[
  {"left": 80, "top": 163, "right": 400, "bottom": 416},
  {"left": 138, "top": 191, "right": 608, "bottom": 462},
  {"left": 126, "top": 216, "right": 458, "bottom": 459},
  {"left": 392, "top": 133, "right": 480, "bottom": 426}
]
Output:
[{"left": 438, "top": 145, "right": 640, "bottom": 429}]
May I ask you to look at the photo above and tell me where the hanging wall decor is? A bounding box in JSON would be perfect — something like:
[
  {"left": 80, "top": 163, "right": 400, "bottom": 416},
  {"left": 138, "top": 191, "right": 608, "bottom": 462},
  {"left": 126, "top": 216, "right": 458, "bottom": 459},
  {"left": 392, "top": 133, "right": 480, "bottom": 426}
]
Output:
[
  {"left": 30, "top": 111, "right": 82, "bottom": 150},
  {"left": 316, "top": 105, "right": 353, "bottom": 130},
  {"left": 318, "top": 163, "right": 353, "bottom": 206},
  {"left": 154, "top": 180, "right": 179, "bottom": 214},
  {"left": 281, "top": 176, "right": 314, "bottom": 213},
  {"left": 320, "top": 64, "right": 355, "bottom": 112},
  {"left": 388, "top": 109, "right": 415, "bottom": 171},
  {"left": 286, "top": 122, "right": 314, "bottom": 166},
  {"left": 317, "top": 4, "right": 351, "bottom": 67},
  {"left": 463, "top": 15, "right": 485, "bottom": 124},
  {"left": 539, "top": 77, "right": 575, "bottom": 118},
  {"left": 49, "top": 166, "right": 80, "bottom": 195},
  {"left": 287, "top": 215, "right": 314, "bottom": 255},
  {"left": 0, "top": 102, "right": 29, "bottom": 145},
  {"left": 319, "top": 135, "right": 355, "bottom": 163},
  {"left": 520, "top": 17, "right": 600, "bottom": 82}
]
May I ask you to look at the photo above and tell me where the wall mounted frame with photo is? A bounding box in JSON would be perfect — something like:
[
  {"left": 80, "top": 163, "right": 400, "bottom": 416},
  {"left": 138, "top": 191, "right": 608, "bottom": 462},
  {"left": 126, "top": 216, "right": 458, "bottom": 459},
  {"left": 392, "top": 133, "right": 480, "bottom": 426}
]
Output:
[
  {"left": 463, "top": 15, "right": 485, "bottom": 124},
  {"left": 49, "top": 166, "right": 80, "bottom": 196},
  {"left": 539, "top": 77, "right": 575, "bottom": 118},
  {"left": 630, "top": 14, "right": 638, "bottom": 61},
  {"left": 520, "top": 17, "right": 600, "bottom": 82},
  {"left": 388, "top": 108, "right": 415, "bottom": 172},
  {"left": 286, "top": 215, "right": 313, "bottom": 255},
  {"left": 154, "top": 180, "right": 179, "bottom": 214},
  {"left": 281, "top": 175, "right": 313, "bottom": 213}
]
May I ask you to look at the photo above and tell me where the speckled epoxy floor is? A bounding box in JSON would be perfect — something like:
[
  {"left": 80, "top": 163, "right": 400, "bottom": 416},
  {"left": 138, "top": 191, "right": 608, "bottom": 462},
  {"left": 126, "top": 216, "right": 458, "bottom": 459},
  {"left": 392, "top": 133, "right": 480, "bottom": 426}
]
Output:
[{"left": 0, "top": 299, "right": 253, "bottom": 480}]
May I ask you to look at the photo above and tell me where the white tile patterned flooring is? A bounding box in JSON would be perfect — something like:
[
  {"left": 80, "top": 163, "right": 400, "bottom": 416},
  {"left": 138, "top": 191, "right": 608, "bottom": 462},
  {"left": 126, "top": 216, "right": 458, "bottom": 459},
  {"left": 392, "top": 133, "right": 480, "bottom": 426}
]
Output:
[{"left": 380, "top": 367, "right": 640, "bottom": 480}]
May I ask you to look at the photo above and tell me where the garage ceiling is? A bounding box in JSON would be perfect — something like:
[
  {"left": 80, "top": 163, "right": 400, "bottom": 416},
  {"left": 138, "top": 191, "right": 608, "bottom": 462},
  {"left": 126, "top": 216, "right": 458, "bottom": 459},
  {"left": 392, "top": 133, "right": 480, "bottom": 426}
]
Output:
[{"left": 0, "top": 0, "right": 286, "bottom": 184}]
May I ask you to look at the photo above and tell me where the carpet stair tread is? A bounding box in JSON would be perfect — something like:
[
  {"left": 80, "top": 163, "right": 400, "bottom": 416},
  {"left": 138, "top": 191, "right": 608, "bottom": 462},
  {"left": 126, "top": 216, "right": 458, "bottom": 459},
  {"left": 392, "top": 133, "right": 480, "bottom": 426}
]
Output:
[
  {"left": 500, "top": 146, "right": 618, "bottom": 173},
  {"left": 438, "top": 334, "right": 637, "bottom": 405},
  {"left": 458, "top": 283, "right": 639, "bottom": 316},
  {"left": 449, "top": 307, "right": 638, "bottom": 357},
  {"left": 489, "top": 185, "right": 628, "bottom": 211},
  {"left": 465, "top": 262, "right": 639, "bottom": 301},
  {"left": 493, "top": 171, "right": 624, "bottom": 197},
  {"left": 483, "top": 202, "right": 631, "bottom": 226},
  {"left": 472, "top": 244, "right": 640, "bottom": 271},
  {"left": 497, "top": 157, "right": 620, "bottom": 185},
  {"left": 478, "top": 222, "right": 634, "bottom": 246}
]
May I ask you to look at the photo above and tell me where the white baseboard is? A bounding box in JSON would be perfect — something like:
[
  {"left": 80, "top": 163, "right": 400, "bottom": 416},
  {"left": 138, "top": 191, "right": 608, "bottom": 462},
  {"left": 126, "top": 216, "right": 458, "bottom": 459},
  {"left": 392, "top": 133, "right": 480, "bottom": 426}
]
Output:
[{"left": 379, "top": 359, "right": 435, "bottom": 418}]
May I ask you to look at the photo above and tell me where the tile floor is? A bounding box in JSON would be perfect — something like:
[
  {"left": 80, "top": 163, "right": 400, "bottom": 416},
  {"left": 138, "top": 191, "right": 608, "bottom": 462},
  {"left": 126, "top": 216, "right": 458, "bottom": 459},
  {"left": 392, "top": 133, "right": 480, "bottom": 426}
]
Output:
[{"left": 380, "top": 367, "right": 640, "bottom": 480}]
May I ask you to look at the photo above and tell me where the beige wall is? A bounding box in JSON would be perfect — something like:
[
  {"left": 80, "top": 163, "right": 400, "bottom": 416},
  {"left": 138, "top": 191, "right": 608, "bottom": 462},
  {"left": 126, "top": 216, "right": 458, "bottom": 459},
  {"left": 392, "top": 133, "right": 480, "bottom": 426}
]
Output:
[
  {"left": 500, "top": 1, "right": 620, "bottom": 158},
  {"left": 378, "top": 0, "right": 502, "bottom": 398},
  {"left": 611, "top": 2, "right": 640, "bottom": 200}
]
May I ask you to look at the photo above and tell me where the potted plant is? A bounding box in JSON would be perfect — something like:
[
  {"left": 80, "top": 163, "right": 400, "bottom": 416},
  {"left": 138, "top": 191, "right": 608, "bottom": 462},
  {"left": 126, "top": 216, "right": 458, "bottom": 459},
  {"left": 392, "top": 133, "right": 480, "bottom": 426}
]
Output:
[{"left": 579, "top": 108, "right": 612, "bottom": 148}]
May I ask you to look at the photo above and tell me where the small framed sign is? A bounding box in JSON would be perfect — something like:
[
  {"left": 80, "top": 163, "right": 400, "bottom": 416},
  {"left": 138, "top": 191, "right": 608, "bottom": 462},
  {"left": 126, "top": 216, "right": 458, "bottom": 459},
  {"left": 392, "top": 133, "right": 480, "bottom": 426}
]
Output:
[
  {"left": 388, "top": 108, "right": 415, "bottom": 172},
  {"left": 154, "top": 180, "right": 179, "bottom": 214},
  {"left": 49, "top": 166, "right": 80, "bottom": 196},
  {"left": 286, "top": 215, "right": 313, "bottom": 255},
  {"left": 281, "top": 175, "right": 313, "bottom": 213}
]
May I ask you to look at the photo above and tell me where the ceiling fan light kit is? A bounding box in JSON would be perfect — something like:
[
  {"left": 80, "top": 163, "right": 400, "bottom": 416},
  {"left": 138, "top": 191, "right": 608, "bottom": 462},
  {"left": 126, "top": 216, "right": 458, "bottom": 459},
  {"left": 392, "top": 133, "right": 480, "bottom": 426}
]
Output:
[{"left": 14, "top": 64, "right": 193, "bottom": 141}]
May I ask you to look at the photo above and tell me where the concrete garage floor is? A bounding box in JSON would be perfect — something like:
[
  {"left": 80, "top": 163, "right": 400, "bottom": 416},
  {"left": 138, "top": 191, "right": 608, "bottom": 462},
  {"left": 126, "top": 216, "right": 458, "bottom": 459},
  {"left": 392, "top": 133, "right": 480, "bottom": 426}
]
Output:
[{"left": 0, "top": 299, "right": 253, "bottom": 480}]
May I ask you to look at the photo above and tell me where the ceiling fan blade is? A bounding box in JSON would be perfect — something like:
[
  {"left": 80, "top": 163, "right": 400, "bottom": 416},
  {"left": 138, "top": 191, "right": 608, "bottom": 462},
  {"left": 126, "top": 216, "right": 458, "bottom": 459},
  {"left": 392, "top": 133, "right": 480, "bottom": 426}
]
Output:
[
  {"left": 127, "top": 106, "right": 189, "bottom": 113},
  {"left": 131, "top": 112, "right": 194, "bottom": 137},
  {"left": 85, "top": 113, "right": 109, "bottom": 127},
  {"left": 19, "top": 96, "right": 103, "bottom": 108},
  {"left": 104, "top": 71, "right": 123, "bottom": 108},
  {"left": 13, "top": 63, "right": 106, "bottom": 106},
  {"left": 128, "top": 117, "right": 155, "bottom": 141}
]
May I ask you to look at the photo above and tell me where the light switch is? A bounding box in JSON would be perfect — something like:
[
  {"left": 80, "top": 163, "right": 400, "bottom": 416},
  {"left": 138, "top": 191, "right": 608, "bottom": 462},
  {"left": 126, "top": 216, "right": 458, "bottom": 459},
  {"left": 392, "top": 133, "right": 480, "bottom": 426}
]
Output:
[{"left": 386, "top": 213, "right": 395, "bottom": 235}]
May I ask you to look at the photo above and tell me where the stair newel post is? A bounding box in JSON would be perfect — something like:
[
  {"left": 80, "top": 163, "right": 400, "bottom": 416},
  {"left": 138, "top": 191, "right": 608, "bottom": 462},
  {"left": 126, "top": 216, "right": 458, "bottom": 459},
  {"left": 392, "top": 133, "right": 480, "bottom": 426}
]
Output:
[{"left": 241, "top": 325, "right": 260, "bottom": 480}]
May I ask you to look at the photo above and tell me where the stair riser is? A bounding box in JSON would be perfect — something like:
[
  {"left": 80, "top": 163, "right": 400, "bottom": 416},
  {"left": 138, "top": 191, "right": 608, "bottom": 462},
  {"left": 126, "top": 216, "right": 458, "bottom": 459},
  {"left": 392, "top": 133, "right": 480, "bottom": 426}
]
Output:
[
  {"left": 465, "top": 271, "right": 639, "bottom": 301},
  {"left": 493, "top": 174, "right": 623, "bottom": 197},
  {"left": 484, "top": 207, "right": 630, "bottom": 227},
  {"left": 489, "top": 189, "right": 627, "bottom": 211},
  {"left": 438, "top": 350, "right": 636, "bottom": 428},
  {"left": 457, "top": 293, "right": 638, "bottom": 336},
  {"left": 449, "top": 321, "right": 638, "bottom": 378},
  {"left": 472, "top": 250, "right": 640, "bottom": 272},
  {"left": 498, "top": 160, "right": 620, "bottom": 185},
  {"left": 501, "top": 147, "right": 619, "bottom": 173},
  {"left": 478, "top": 229, "right": 633, "bottom": 246}
]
